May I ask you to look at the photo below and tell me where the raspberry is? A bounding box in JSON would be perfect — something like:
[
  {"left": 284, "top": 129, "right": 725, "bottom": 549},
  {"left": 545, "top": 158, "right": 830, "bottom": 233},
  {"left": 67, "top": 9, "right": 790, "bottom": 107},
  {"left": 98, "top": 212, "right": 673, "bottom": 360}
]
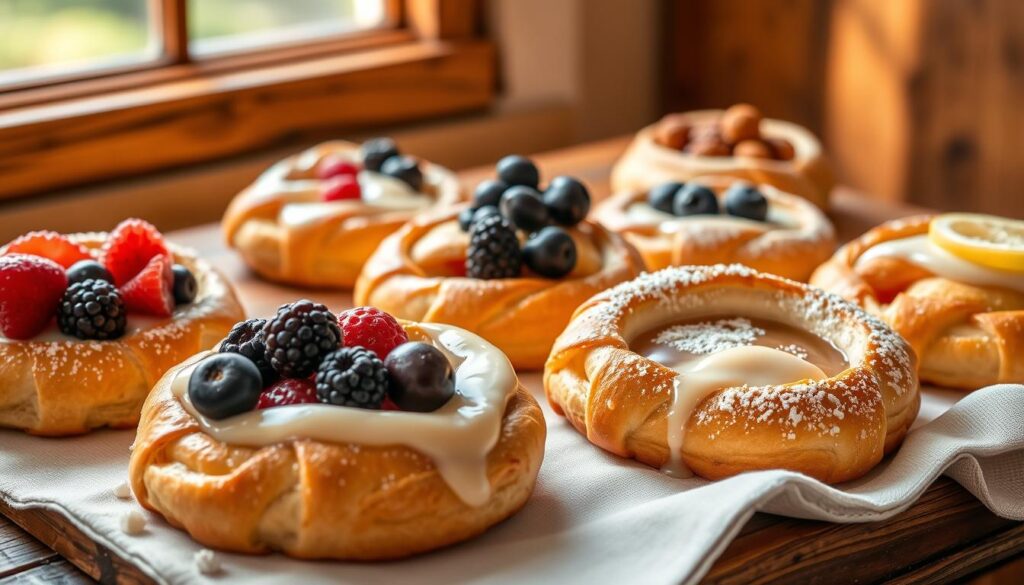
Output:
[
  {"left": 466, "top": 215, "right": 522, "bottom": 279},
  {"left": 337, "top": 306, "right": 407, "bottom": 360},
  {"left": 120, "top": 254, "right": 174, "bottom": 317},
  {"left": 257, "top": 378, "right": 318, "bottom": 409},
  {"left": 57, "top": 279, "right": 126, "bottom": 340},
  {"left": 317, "top": 155, "right": 360, "bottom": 180},
  {"left": 322, "top": 175, "right": 362, "bottom": 202},
  {"left": 263, "top": 300, "right": 342, "bottom": 378},
  {"left": 3, "top": 231, "right": 93, "bottom": 268},
  {"left": 0, "top": 254, "right": 67, "bottom": 340},
  {"left": 103, "top": 218, "right": 170, "bottom": 285},
  {"left": 219, "top": 318, "right": 277, "bottom": 385},
  {"left": 315, "top": 346, "right": 387, "bottom": 409}
]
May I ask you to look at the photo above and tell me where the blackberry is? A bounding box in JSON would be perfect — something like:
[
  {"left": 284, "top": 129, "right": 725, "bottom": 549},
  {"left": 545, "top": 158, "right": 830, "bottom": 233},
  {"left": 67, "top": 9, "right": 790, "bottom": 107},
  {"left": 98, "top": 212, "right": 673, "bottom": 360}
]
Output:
[
  {"left": 219, "top": 318, "right": 277, "bottom": 385},
  {"left": 466, "top": 214, "right": 522, "bottom": 279},
  {"left": 57, "top": 279, "right": 126, "bottom": 340},
  {"left": 316, "top": 346, "right": 388, "bottom": 409},
  {"left": 263, "top": 300, "right": 341, "bottom": 378}
]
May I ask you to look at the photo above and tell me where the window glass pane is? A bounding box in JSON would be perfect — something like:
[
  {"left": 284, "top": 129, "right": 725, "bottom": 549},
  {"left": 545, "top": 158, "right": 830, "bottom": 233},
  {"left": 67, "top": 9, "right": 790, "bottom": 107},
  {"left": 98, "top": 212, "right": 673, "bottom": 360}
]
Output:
[
  {"left": 189, "top": 0, "right": 388, "bottom": 57},
  {"left": 0, "top": 0, "right": 154, "bottom": 85}
]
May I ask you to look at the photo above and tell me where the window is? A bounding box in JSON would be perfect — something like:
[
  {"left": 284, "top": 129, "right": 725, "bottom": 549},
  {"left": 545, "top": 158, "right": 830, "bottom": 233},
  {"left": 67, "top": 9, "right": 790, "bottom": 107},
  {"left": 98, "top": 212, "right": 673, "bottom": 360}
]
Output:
[{"left": 0, "top": 0, "right": 493, "bottom": 200}]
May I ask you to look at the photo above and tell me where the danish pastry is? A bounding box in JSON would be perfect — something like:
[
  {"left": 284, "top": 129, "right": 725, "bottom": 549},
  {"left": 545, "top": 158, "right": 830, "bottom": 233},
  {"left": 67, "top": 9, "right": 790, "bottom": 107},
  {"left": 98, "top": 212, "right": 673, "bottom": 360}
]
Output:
[
  {"left": 355, "top": 156, "right": 645, "bottom": 369},
  {"left": 811, "top": 213, "right": 1024, "bottom": 389},
  {"left": 0, "top": 220, "right": 243, "bottom": 435},
  {"left": 545, "top": 264, "right": 919, "bottom": 483},
  {"left": 130, "top": 302, "right": 545, "bottom": 559},
  {"left": 594, "top": 176, "right": 836, "bottom": 281},
  {"left": 223, "top": 138, "right": 461, "bottom": 288},
  {"left": 611, "top": 104, "right": 834, "bottom": 208}
]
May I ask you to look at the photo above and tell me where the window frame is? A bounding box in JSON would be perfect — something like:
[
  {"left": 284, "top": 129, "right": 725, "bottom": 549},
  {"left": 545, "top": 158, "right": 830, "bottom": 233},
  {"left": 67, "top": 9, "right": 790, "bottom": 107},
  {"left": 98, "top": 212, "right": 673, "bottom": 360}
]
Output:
[{"left": 0, "top": 0, "right": 493, "bottom": 200}]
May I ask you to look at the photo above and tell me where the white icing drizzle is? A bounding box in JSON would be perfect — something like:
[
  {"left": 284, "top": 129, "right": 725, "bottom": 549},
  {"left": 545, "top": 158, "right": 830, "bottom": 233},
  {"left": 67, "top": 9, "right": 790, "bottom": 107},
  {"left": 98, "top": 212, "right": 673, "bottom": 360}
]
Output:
[
  {"left": 357, "top": 171, "right": 429, "bottom": 210},
  {"left": 625, "top": 201, "right": 797, "bottom": 234},
  {"left": 172, "top": 323, "right": 518, "bottom": 507},
  {"left": 661, "top": 345, "right": 827, "bottom": 477},
  {"left": 856, "top": 234, "right": 1024, "bottom": 293}
]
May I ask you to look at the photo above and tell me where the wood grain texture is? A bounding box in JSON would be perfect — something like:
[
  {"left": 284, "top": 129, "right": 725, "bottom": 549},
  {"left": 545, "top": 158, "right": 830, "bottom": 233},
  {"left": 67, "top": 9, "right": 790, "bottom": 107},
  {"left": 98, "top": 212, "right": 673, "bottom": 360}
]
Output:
[
  {"left": 0, "top": 560, "right": 92, "bottom": 584},
  {"left": 0, "top": 518, "right": 57, "bottom": 579}
]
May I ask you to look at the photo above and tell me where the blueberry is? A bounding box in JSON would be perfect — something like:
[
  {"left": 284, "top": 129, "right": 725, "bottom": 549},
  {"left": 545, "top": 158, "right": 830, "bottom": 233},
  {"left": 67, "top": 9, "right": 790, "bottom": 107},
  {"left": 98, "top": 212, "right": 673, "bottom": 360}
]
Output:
[
  {"left": 473, "top": 179, "right": 509, "bottom": 208},
  {"left": 172, "top": 264, "right": 197, "bottom": 305},
  {"left": 648, "top": 182, "right": 684, "bottom": 214},
  {"left": 188, "top": 353, "right": 263, "bottom": 420},
  {"left": 458, "top": 205, "right": 501, "bottom": 232},
  {"left": 381, "top": 155, "right": 424, "bottom": 191},
  {"left": 384, "top": 342, "right": 455, "bottom": 412},
  {"left": 724, "top": 183, "right": 768, "bottom": 221},
  {"left": 496, "top": 155, "right": 539, "bottom": 188},
  {"left": 500, "top": 186, "right": 550, "bottom": 233},
  {"left": 66, "top": 260, "right": 113, "bottom": 286},
  {"left": 673, "top": 184, "right": 719, "bottom": 216},
  {"left": 543, "top": 176, "right": 590, "bottom": 226},
  {"left": 523, "top": 226, "right": 577, "bottom": 278},
  {"left": 361, "top": 137, "right": 400, "bottom": 172}
]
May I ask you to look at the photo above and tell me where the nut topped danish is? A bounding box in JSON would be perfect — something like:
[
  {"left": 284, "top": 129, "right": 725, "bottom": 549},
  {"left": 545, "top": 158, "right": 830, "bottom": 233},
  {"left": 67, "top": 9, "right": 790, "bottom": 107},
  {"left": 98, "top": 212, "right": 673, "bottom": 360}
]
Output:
[
  {"left": 0, "top": 219, "right": 243, "bottom": 435},
  {"left": 612, "top": 104, "right": 834, "bottom": 208},
  {"left": 223, "top": 138, "right": 462, "bottom": 288},
  {"left": 355, "top": 155, "right": 645, "bottom": 369},
  {"left": 812, "top": 213, "right": 1024, "bottom": 389},
  {"left": 595, "top": 176, "right": 836, "bottom": 281},
  {"left": 545, "top": 265, "right": 919, "bottom": 483},
  {"left": 129, "top": 302, "right": 545, "bottom": 559}
]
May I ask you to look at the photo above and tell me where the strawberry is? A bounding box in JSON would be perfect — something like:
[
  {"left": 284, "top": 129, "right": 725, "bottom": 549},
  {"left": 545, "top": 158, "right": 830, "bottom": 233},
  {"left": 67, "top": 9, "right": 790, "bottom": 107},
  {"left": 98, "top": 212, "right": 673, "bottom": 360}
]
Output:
[
  {"left": 317, "top": 155, "right": 360, "bottom": 180},
  {"left": 3, "top": 231, "right": 93, "bottom": 268},
  {"left": 103, "top": 219, "right": 169, "bottom": 285},
  {"left": 337, "top": 306, "right": 408, "bottom": 360},
  {"left": 0, "top": 254, "right": 67, "bottom": 340},
  {"left": 322, "top": 175, "right": 362, "bottom": 202},
  {"left": 257, "top": 378, "right": 318, "bottom": 409},
  {"left": 120, "top": 254, "right": 174, "bottom": 317}
]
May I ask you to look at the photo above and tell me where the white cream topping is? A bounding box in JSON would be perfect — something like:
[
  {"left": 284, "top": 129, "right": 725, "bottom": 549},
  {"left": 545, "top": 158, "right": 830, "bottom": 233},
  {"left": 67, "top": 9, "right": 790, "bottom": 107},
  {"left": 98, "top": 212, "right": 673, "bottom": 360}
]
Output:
[
  {"left": 357, "top": 170, "right": 429, "bottom": 210},
  {"left": 172, "top": 323, "right": 518, "bottom": 507},
  {"left": 625, "top": 201, "right": 796, "bottom": 234},
  {"left": 661, "top": 345, "right": 827, "bottom": 477},
  {"left": 855, "top": 234, "right": 1024, "bottom": 293}
]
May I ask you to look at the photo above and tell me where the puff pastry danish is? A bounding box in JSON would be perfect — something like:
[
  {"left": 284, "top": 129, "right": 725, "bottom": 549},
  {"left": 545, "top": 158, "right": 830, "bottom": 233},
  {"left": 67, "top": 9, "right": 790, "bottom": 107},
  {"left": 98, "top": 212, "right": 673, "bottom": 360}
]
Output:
[
  {"left": 545, "top": 264, "right": 919, "bottom": 483},
  {"left": 0, "top": 229, "right": 243, "bottom": 435},
  {"left": 223, "top": 140, "right": 461, "bottom": 288},
  {"left": 594, "top": 176, "right": 835, "bottom": 281},
  {"left": 130, "top": 315, "right": 545, "bottom": 560},
  {"left": 611, "top": 107, "right": 834, "bottom": 208},
  {"left": 811, "top": 214, "right": 1024, "bottom": 389},
  {"left": 354, "top": 206, "right": 645, "bottom": 369}
]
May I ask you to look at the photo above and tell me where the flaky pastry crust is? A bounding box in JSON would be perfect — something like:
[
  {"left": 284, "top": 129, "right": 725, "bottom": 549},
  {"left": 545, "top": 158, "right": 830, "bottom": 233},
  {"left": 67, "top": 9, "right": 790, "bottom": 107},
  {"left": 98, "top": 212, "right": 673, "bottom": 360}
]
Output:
[
  {"left": 811, "top": 215, "right": 1024, "bottom": 389},
  {"left": 354, "top": 207, "right": 646, "bottom": 369},
  {"left": 223, "top": 141, "right": 462, "bottom": 288},
  {"left": 0, "top": 235, "right": 244, "bottom": 435},
  {"left": 545, "top": 264, "right": 919, "bottom": 484},
  {"left": 611, "top": 110, "right": 834, "bottom": 208},
  {"left": 129, "top": 329, "right": 546, "bottom": 560},
  {"left": 594, "top": 176, "right": 836, "bottom": 281}
]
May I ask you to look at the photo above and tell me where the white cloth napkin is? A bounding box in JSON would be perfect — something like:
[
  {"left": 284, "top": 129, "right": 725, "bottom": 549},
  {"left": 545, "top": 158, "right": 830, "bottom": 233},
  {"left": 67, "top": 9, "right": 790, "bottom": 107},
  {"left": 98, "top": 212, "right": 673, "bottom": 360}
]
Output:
[{"left": 0, "top": 377, "right": 1022, "bottom": 585}]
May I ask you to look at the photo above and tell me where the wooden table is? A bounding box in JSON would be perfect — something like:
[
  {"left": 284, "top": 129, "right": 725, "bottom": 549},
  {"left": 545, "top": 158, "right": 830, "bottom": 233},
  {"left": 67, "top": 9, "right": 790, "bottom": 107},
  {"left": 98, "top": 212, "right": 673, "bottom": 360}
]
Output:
[{"left": 2, "top": 137, "right": 1022, "bottom": 584}]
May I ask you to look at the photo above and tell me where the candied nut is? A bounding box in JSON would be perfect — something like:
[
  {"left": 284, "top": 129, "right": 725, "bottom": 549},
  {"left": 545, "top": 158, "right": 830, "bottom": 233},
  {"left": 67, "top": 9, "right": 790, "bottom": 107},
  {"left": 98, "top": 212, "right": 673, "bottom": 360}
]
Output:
[
  {"left": 720, "top": 104, "right": 762, "bottom": 144},
  {"left": 734, "top": 139, "right": 774, "bottom": 159},
  {"left": 767, "top": 137, "right": 796, "bottom": 161},
  {"left": 654, "top": 117, "right": 690, "bottom": 150},
  {"left": 684, "top": 138, "right": 731, "bottom": 157}
]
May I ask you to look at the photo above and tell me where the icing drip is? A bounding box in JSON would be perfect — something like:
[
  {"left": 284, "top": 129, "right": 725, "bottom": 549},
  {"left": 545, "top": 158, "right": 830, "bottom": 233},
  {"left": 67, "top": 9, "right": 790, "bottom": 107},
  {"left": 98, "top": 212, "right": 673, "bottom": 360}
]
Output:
[
  {"left": 171, "top": 323, "right": 517, "bottom": 507},
  {"left": 856, "top": 234, "right": 1024, "bottom": 293},
  {"left": 661, "top": 345, "right": 827, "bottom": 477}
]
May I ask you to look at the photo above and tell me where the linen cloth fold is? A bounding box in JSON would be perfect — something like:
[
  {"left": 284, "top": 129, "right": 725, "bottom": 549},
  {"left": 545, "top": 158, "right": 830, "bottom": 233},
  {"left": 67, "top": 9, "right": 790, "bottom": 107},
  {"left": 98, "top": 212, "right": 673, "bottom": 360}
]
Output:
[{"left": 0, "top": 377, "right": 1021, "bottom": 585}]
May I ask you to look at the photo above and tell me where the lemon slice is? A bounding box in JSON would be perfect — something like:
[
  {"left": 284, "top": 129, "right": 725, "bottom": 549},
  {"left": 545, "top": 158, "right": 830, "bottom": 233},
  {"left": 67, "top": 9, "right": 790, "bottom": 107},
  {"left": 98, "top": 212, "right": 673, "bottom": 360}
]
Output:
[{"left": 929, "top": 213, "right": 1024, "bottom": 272}]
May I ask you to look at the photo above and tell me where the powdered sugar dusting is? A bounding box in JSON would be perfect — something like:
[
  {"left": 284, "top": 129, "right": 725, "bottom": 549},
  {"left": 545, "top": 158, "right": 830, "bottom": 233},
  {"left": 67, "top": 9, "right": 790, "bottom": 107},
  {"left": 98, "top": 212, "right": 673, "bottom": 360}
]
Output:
[{"left": 653, "top": 318, "right": 765, "bottom": 354}]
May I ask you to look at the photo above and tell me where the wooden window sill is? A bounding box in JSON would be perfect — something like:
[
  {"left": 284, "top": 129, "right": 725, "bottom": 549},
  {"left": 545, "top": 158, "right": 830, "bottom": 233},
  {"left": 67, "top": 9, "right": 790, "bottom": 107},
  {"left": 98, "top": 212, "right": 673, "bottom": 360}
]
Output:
[{"left": 0, "top": 37, "right": 495, "bottom": 200}]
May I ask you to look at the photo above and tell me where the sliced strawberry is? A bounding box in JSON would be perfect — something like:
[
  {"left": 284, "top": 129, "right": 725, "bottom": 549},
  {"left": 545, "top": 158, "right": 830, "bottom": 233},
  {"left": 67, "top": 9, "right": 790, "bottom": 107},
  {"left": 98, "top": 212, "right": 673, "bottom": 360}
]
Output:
[
  {"left": 0, "top": 254, "right": 67, "bottom": 340},
  {"left": 257, "top": 378, "right": 318, "bottom": 409},
  {"left": 103, "top": 219, "right": 169, "bottom": 285},
  {"left": 120, "top": 254, "right": 174, "bottom": 317},
  {"left": 4, "top": 231, "right": 93, "bottom": 268}
]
